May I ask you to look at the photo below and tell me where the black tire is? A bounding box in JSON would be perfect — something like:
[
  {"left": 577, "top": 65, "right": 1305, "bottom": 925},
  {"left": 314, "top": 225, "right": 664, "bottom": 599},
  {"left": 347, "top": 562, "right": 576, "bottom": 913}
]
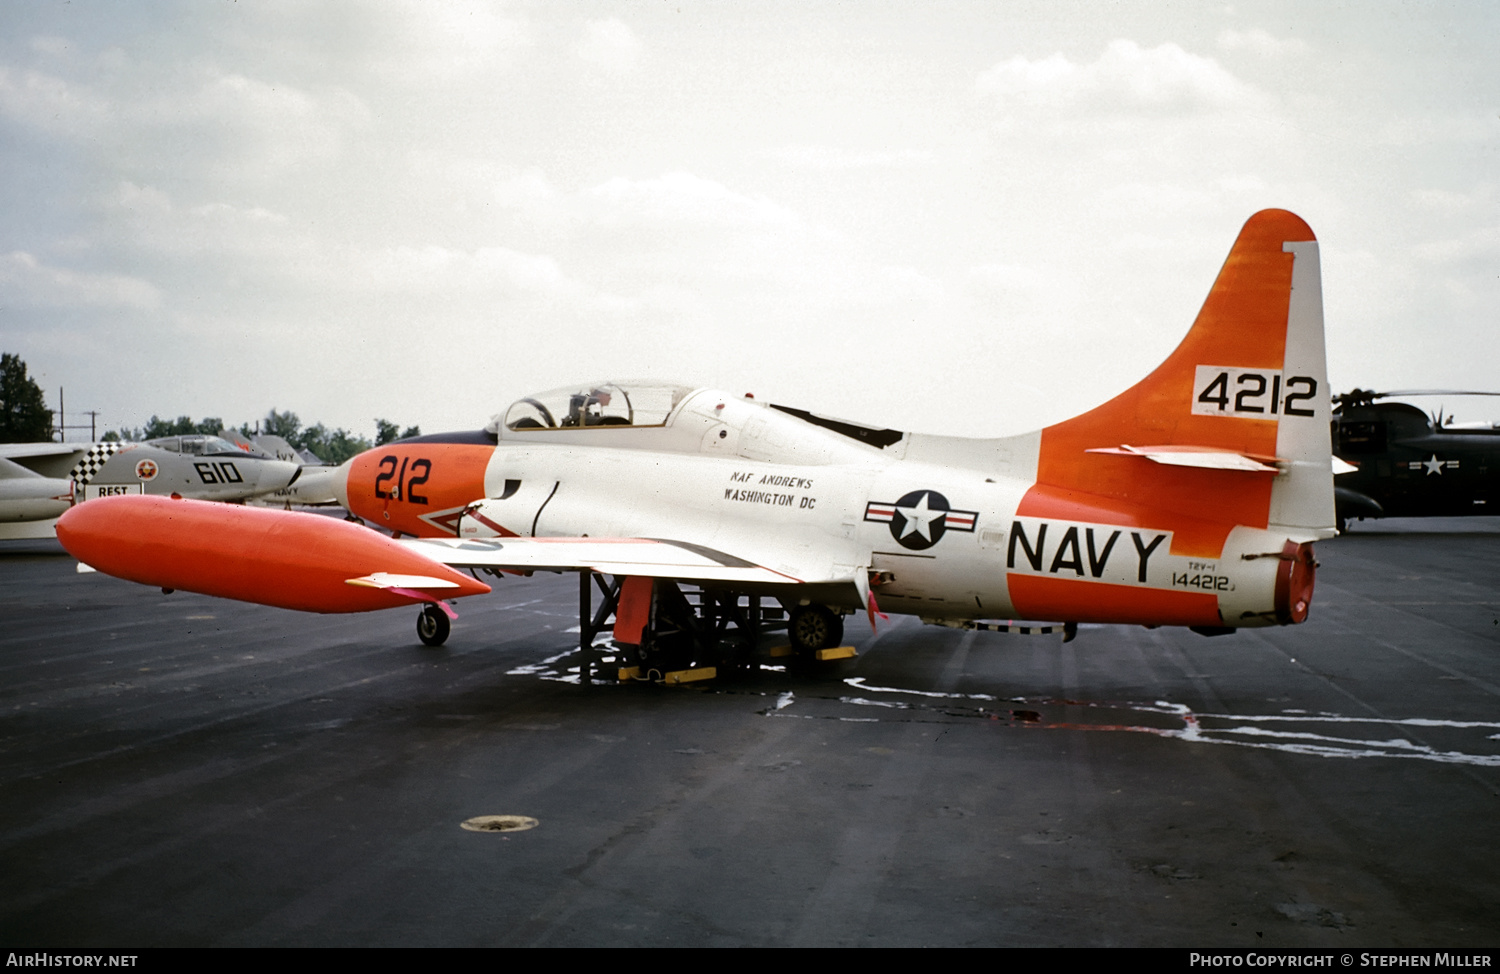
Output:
[
  {"left": 417, "top": 604, "right": 451, "bottom": 646},
  {"left": 788, "top": 604, "right": 843, "bottom": 652}
]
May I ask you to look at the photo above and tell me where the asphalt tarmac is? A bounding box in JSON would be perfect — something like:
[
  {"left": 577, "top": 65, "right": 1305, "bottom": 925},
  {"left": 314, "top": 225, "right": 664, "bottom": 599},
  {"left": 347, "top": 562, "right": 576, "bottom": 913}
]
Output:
[{"left": 1, "top": 517, "right": 1497, "bottom": 947}]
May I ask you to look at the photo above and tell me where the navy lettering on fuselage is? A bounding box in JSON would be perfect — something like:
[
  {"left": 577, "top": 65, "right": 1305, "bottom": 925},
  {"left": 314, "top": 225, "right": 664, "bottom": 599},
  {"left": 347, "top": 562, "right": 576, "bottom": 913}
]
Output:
[
  {"left": 1007, "top": 520, "right": 1166, "bottom": 584},
  {"left": 1130, "top": 531, "right": 1166, "bottom": 583}
]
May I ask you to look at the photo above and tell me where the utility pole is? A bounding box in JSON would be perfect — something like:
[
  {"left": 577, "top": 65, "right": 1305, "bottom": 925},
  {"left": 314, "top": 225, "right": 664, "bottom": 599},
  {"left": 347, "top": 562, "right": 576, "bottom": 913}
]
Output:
[{"left": 50, "top": 388, "right": 100, "bottom": 442}]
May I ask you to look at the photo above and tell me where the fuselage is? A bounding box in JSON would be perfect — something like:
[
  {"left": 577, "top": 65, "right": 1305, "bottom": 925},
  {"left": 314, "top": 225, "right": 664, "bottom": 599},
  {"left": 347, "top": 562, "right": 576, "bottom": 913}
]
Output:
[
  {"left": 0, "top": 475, "right": 73, "bottom": 522},
  {"left": 338, "top": 384, "right": 1312, "bottom": 630},
  {"left": 1335, "top": 401, "right": 1499, "bottom": 518}
]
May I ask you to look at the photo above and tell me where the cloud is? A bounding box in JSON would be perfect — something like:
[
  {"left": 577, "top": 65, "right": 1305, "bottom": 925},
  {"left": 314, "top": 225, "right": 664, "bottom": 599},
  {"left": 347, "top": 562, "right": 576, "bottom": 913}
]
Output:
[
  {"left": 583, "top": 171, "right": 804, "bottom": 231},
  {"left": 576, "top": 18, "right": 641, "bottom": 73},
  {"left": 0, "top": 63, "right": 110, "bottom": 136},
  {"left": 101, "top": 179, "right": 590, "bottom": 303},
  {"left": 1217, "top": 29, "right": 1311, "bottom": 58},
  {"left": 355, "top": 244, "right": 574, "bottom": 298},
  {"left": 1412, "top": 225, "right": 1500, "bottom": 265},
  {"left": 0, "top": 56, "right": 370, "bottom": 183},
  {"left": 98, "top": 182, "right": 299, "bottom": 265},
  {"left": 1411, "top": 185, "right": 1494, "bottom": 215},
  {"left": 976, "top": 39, "right": 1263, "bottom": 116},
  {"left": 763, "top": 145, "right": 934, "bottom": 171},
  {"left": 491, "top": 168, "right": 559, "bottom": 211},
  {"left": 239, "top": 1, "right": 531, "bottom": 85},
  {"left": 0, "top": 251, "right": 161, "bottom": 310},
  {"left": 1377, "top": 115, "right": 1496, "bottom": 147},
  {"left": 175, "top": 73, "right": 369, "bottom": 176}
]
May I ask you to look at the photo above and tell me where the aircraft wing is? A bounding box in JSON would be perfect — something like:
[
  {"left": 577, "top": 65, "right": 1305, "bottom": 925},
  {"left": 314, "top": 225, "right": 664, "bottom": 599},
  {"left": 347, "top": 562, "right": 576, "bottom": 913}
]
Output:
[
  {"left": 0, "top": 442, "right": 92, "bottom": 475},
  {"left": 0, "top": 456, "right": 52, "bottom": 480},
  {"left": 0, "top": 442, "right": 121, "bottom": 482},
  {"left": 402, "top": 536, "right": 836, "bottom": 587},
  {"left": 0, "top": 443, "right": 92, "bottom": 460}
]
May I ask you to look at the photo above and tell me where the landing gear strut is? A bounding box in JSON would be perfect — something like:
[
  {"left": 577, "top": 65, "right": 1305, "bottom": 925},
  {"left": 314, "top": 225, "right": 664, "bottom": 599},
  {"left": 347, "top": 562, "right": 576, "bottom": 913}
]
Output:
[
  {"left": 417, "top": 603, "right": 451, "bottom": 646},
  {"left": 573, "top": 571, "right": 848, "bottom": 683}
]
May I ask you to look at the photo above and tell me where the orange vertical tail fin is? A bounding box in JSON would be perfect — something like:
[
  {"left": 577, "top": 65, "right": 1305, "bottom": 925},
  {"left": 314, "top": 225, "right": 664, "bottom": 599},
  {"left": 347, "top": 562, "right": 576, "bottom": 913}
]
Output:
[{"left": 1019, "top": 209, "right": 1334, "bottom": 557}]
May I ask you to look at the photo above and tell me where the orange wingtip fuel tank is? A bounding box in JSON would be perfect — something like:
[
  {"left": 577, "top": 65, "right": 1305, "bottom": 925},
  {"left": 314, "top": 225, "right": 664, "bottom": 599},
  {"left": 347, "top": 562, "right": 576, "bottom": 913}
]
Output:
[{"left": 56, "top": 494, "right": 490, "bottom": 613}]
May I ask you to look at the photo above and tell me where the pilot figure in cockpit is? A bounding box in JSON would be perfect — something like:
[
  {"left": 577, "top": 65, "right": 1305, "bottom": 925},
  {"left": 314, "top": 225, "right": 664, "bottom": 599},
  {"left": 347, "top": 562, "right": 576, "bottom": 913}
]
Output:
[{"left": 564, "top": 388, "right": 613, "bottom": 427}]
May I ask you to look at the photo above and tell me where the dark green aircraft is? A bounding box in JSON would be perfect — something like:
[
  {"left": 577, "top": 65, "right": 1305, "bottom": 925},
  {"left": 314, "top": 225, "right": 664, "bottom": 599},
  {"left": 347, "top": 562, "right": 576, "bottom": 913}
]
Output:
[{"left": 1333, "top": 389, "right": 1500, "bottom": 529}]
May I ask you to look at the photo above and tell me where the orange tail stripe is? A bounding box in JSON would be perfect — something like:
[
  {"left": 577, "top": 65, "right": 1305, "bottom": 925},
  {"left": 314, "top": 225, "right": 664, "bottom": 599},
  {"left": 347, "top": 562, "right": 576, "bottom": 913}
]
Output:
[{"left": 1007, "top": 575, "right": 1221, "bottom": 628}]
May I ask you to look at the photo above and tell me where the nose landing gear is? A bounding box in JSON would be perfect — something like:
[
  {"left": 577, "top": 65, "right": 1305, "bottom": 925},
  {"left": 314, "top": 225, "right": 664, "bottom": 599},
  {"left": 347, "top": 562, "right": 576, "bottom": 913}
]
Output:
[{"left": 417, "top": 603, "right": 451, "bottom": 646}]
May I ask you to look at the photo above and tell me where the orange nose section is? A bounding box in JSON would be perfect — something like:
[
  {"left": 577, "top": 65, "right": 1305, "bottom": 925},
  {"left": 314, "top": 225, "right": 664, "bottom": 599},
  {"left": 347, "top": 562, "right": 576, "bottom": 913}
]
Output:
[{"left": 57, "top": 494, "right": 490, "bottom": 613}]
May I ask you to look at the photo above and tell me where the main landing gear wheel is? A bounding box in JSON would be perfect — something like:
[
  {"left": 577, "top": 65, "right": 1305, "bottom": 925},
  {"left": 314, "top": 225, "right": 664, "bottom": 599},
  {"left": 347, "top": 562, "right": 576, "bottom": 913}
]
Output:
[
  {"left": 417, "top": 604, "right": 451, "bottom": 646},
  {"left": 788, "top": 604, "right": 843, "bottom": 653}
]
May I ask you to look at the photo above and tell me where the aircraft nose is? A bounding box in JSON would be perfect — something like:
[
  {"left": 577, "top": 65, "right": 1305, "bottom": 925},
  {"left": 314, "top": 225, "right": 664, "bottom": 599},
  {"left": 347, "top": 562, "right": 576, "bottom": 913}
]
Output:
[
  {"left": 332, "top": 458, "right": 355, "bottom": 509},
  {"left": 261, "top": 460, "right": 301, "bottom": 492}
]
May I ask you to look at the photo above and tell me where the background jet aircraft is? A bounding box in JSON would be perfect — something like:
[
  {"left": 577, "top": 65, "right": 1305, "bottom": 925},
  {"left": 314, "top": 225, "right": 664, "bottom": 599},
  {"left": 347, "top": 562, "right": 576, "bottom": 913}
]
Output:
[
  {"left": 59, "top": 210, "right": 1336, "bottom": 681},
  {"left": 0, "top": 455, "right": 72, "bottom": 527},
  {"left": 1333, "top": 389, "right": 1500, "bottom": 527},
  {"left": 221, "top": 430, "right": 341, "bottom": 505},
  {"left": 0, "top": 436, "right": 301, "bottom": 538}
]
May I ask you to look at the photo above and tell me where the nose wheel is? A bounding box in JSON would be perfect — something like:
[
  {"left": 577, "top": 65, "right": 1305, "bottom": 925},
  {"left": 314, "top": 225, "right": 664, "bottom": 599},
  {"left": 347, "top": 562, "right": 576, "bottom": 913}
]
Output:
[{"left": 417, "top": 604, "right": 451, "bottom": 646}]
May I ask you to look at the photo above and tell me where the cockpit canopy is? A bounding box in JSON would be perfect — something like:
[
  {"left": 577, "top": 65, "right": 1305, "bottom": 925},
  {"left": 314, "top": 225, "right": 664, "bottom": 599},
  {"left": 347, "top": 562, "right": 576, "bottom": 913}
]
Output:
[
  {"left": 492, "top": 381, "right": 696, "bottom": 433},
  {"left": 146, "top": 434, "right": 263, "bottom": 457}
]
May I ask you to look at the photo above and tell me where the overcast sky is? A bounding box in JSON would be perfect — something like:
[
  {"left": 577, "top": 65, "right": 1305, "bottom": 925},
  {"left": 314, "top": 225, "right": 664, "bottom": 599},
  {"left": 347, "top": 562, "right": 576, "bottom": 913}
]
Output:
[{"left": 2, "top": 1, "right": 1496, "bottom": 441}]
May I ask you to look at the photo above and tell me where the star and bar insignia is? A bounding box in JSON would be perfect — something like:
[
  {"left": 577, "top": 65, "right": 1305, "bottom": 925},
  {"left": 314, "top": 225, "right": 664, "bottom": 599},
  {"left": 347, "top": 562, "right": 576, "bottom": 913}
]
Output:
[
  {"left": 1408, "top": 454, "right": 1459, "bottom": 476},
  {"left": 864, "top": 490, "right": 977, "bottom": 551}
]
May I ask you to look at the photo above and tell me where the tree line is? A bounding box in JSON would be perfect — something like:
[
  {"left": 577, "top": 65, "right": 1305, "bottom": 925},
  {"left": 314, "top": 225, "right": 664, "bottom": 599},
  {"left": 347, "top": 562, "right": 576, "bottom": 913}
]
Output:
[
  {"left": 0, "top": 353, "right": 53, "bottom": 443},
  {"left": 1, "top": 352, "right": 418, "bottom": 465},
  {"left": 105, "top": 411, "right": 421, "bottom": 465}
]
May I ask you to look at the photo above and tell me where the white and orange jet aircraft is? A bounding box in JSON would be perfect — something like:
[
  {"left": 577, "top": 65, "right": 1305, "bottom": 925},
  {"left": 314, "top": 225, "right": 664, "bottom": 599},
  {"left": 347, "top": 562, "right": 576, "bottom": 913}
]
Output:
[{"left": 58, "top": 209, "right": 1335, "bottom": 679}]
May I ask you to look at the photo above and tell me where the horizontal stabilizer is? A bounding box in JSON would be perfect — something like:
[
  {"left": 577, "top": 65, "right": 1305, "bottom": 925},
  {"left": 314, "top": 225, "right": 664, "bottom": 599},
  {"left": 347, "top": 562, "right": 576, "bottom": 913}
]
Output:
[
  {"left": 0, "top": 442, "right": 92, "bottom": 462},
  {"left": 1085, "top": 444, "right": 1282, "bottom": 473}
]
